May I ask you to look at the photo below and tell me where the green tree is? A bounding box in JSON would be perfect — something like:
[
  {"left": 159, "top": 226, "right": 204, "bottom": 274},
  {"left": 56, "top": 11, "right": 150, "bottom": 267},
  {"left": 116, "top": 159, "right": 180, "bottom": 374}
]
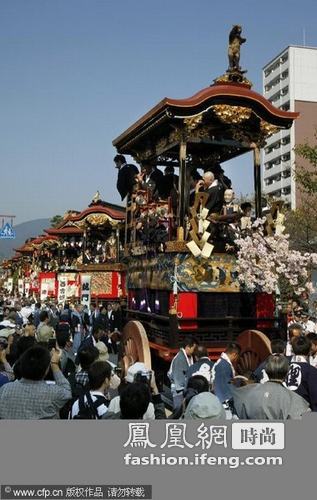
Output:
[
  {"left": 284, "top": 133, "right": 317, "bottom": 252},
  {"left": 50, "top": 215, "right": 63, "bottom": 228},
  {"left": 285, "top": 203, "right": 317, "bottom": 253},
  {"left": 295, "top": 131, "right": 317, "bottom": 194}
]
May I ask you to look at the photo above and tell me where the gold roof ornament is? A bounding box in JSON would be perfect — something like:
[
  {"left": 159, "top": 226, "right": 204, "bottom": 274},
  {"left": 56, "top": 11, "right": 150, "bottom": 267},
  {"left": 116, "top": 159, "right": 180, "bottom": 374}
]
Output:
[
  {"left": 211, "top": 104, "right": 252, "bottom": 124},
  {"left": 92, "top": 190, "right": 101, "bottom": 204},
  {"left": 260, "top": 120, "right": 280, "bottom": 137},
  {"left": 213, "top": 25, "right": 253, "bottom": 87}
]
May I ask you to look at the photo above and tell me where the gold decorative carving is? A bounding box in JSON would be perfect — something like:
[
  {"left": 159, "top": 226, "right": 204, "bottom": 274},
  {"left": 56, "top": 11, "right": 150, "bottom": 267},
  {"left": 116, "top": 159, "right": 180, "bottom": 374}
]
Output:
[
  {"left": 165, "top": 241, "right": 188, "bottom": 253},
  {"left": 133, "top": 149, "right": 154, "bottom": 163},
  {"left": 213, "top": 72, "right": 252, "bottom": 88},
  {"left": 77, "top": 263, "right": 126, "bottom": 272},
  {"left": 74, "top": 220, "right": 86, "bottom": 228},
  {"left": 184, "top": 115, "right": 203, "bottom": 133},
  {"left": 134, "top": 127, "right": 184, "bottom": 162},
  {"left": 189, "top": 126, "right": 213, "bottom": 141},
  {"left": 212, "top": 104, "right": 252, "bottom": 124},
  {"left": 85, "top": 214, "right": 120, "bottom": 227},
  {"left": 156, "top": 137, "right": 169, "bottom": 152},
  {"left": 91, "top": 272, "right": 113, "bottom": 295},
  {"left": 260, "top": 120, "right": 280, "bottom": 137}
]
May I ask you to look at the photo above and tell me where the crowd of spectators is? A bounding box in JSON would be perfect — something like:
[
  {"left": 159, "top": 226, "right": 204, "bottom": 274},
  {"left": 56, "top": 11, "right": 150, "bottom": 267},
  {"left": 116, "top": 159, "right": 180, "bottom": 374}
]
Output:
[{"left": 0, "top": 292, "right": 317, "bottom": 420}]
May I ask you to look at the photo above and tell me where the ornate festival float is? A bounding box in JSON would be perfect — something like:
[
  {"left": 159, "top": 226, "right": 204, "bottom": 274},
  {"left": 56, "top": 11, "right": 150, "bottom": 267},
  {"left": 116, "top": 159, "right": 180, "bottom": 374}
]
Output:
[
  {"left": 43, "top": 195, "right": 126, "bottom": 305},
  {"left": 1, "top": 235, "right": 60, "bottom": 298},
  {"left": 1, "top": 197, "right": 126, "bottom": 304},
  {"left": 113, "top": 26, "right": 300, "bottom": 378}
]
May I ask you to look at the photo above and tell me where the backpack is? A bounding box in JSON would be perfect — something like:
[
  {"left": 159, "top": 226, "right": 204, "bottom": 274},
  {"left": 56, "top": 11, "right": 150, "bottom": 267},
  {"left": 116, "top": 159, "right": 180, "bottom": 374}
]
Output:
[
  {"left": 72, "top": 392, "right": 104, "bottom": 420},
  {"left": 59, "top": 380, "right": 86, "bottom": 420}
]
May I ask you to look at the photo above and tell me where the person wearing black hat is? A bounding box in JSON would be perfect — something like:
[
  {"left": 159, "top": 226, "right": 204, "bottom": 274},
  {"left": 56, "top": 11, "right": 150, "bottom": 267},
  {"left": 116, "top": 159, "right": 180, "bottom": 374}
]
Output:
[
  {"left": 209, "top": 163, "right": 232, "bottom": 190},
  {"left": 114, "top": 154, "right": 139, "bottom": 201}
]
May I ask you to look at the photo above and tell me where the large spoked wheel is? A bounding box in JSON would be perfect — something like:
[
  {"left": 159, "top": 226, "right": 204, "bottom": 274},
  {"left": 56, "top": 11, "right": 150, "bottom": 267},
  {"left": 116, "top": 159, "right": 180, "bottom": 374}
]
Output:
[
  {"left": 236, "top": 330, "right": 271, "bottom": 374},
  {"left": 121, "top": 320, "right": 152, "bottom": 377}
]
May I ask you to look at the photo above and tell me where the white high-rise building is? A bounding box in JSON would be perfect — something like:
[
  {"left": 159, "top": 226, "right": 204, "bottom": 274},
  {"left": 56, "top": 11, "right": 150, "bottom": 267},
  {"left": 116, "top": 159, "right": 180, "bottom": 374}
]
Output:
[{"left": 262, "top": 46, "right": 317, "bottom": 208}]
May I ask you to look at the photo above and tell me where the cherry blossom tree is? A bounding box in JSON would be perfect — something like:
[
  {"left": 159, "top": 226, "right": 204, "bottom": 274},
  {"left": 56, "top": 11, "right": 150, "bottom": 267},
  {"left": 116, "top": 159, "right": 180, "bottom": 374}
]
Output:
[{"left": 235, "top": 219, "right": 317, "bottom": 296}]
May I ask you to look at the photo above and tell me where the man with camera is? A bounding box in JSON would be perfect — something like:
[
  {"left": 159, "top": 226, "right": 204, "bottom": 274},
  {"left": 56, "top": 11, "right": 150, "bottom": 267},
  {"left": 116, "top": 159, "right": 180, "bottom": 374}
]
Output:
[
  {"left": 105, "top": 362, "right": 165, "bottom": 419},
  {"left": 0, "top": 345, "right": 72, "bottom": 419}
]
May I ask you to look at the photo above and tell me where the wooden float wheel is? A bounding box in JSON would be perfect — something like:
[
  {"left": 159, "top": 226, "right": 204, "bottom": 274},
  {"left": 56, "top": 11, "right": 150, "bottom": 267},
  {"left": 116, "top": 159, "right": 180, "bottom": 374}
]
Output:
[
  {"left": 121, "top": 320, "right": 152, "bottom": 378},
  {"left": 236, "top": 329, "right": 272, "bottom": 374}
]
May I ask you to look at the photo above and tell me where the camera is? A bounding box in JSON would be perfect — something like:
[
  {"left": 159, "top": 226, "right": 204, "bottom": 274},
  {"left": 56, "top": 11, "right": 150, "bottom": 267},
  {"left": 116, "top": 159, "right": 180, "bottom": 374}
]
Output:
[
  {"left": 48, "top": 338, "right": 57, "bottom": 350},
  {"left": 134, "top": 370, "right": 152, "bottom": 385}
]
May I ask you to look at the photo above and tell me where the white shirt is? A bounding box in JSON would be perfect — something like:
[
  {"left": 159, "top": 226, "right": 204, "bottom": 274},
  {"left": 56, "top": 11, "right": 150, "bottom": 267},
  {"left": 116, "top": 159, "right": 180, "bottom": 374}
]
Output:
[
  {"left": 285, "top": 341, "right": 294, "bottom": 357},
  {"left": 305, "top": 320, "right": 317, "bottom": 333},
  {"left": 70, "top": 391, "right": 109, "bottom": 419},
  {"left": 21, "top": 306, "right": 33, "bottom": 323}
]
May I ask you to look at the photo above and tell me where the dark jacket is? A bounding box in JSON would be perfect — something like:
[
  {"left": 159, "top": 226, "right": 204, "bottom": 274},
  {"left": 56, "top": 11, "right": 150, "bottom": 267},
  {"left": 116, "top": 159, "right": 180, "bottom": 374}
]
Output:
[
  {"left": 186, "top": 358, "right": 214, "bottom": 386},
  {"left": 113, "top": 309, "right": 123, "bottom": 331},
  {"left": 142, "top": 168, "right": 164, "bottom": 198},
  {"left": 160, "top": 174, "right": 179, "bottom": 199},
  {"left": 117, "top": 164, "right": 139, "bottom": 200},
  {"left": 213, "top": 357, "right": 234, "bottom": 403},
  {"left": 77, "top": 334, "right": 95, "bottom": 354},
  {"left": 285, "top": 360, "right": 317, "bottom": 411},
  {"left": 168, "top": 349, "right": 192, "bottom": 393},
  {"left": 204, "top": 184, "right": 224, "bottom": 213}
]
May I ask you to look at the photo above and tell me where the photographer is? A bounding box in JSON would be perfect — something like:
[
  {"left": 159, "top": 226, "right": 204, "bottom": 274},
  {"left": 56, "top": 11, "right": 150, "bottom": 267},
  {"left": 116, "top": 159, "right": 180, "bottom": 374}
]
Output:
[
  {"left": 105, "top": 362, "right": 165, "bottom": 419},
  {"left": 0, "top": 345, "right": 72, "bottom": 419}
]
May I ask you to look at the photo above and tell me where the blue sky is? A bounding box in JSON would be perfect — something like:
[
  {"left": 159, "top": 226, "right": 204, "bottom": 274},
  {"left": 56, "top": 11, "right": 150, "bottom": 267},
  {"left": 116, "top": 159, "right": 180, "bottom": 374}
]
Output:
[{"left": 1, "top": 0, "right": 317, "bottom": 225}]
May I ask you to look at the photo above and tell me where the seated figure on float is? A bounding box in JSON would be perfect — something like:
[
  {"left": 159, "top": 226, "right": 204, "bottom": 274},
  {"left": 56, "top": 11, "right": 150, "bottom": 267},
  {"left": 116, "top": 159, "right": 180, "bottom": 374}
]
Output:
[
  {"left": 208, "top": 188, "right": 241, "bottom": 252},
  {"left": 105, "top": 232, "right": 117, "bottom": 262},
  {"left": 195, "top": 171, "right": 224, "bottom": 215}
]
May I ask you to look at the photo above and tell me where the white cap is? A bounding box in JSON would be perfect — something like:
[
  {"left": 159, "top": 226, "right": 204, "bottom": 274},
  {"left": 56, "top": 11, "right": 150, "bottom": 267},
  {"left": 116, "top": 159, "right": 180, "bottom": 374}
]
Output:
[{"left": 125, "top": 362, "right": 148, "bottom": 383}]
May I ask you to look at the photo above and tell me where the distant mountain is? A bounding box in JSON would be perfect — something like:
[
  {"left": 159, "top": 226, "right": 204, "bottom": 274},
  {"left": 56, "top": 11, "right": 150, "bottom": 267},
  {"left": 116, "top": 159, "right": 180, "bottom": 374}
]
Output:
[{"left": 0, "top": 218, "right": 51, "bottom": 260}]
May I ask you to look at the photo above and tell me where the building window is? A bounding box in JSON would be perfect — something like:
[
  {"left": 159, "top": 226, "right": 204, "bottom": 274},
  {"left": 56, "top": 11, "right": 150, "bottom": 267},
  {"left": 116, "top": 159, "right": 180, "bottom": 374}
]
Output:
[
  {"left": 281, "top": 69, "right": 289, "bottom": 80},
  {"left": 280, "top": 101, "right": 290, "bottom": 111},
  {"left": 281, "top": 86, "right": 289, "bottom": 96},
  {"left": 272, "top": 157, "right": 281, "bottom": 165},
  {"left": 273, "top": 190, "right": 282, "bottom": 197},
  {"left": 282, "top": 170, "right": 291, "bottom": 179},
  {"left": 280, "top": 54, "right": 288, "bottom": 64},
  {"left": 281, "top": 135, "right": 290, "bottom": 146}
]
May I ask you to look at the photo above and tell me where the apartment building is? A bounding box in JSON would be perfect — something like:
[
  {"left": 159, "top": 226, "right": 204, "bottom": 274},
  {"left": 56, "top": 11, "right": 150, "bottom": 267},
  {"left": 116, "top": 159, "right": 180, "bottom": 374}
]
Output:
[{"left": 263, "top": 46, "right": 317, "bottom": 208}]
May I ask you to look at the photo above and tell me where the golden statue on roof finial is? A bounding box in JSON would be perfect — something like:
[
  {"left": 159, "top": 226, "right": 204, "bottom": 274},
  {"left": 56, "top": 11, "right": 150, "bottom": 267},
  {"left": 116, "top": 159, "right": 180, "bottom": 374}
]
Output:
[
  {"left": 213, "top": 25, "right": 251, "bottom": 87},
  {"left": 228, "top": 25, "right": 246, "bottom": 72}
]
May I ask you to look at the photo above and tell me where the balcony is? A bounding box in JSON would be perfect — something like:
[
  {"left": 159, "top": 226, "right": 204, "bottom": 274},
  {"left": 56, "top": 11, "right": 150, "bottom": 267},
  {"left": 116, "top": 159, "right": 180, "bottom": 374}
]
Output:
[
  {"left": 264, "top": 179, "right": 283, "bottom": 194},
  {"left": 263, "top": 163, "right": 283, "bottom": 179}
]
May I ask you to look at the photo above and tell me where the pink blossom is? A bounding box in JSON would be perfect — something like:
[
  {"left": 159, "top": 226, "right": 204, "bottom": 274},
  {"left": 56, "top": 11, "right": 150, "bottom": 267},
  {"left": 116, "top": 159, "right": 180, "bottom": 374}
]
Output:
[{"left": 235, "top": 219, "right": 317, "bottom": 295}]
